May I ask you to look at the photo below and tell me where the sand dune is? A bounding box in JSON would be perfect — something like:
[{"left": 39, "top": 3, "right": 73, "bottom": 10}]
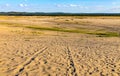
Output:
[{"left": 0, "top": 16, "right": 120, "bottom": 76}]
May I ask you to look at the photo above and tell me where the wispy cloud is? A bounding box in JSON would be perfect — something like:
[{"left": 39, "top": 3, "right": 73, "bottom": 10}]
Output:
[
  {"left": 56, "top": 4, "right": 83, "bottom": 8},
  {"left": 109, "top": 7, "right": 120, "bottom": 11},
  {"left": 19, "top": 4, "right": 27, "bottom": 7},
  {"left": 5, "top": 4, "right": 10, "bottom": 7},
  {"left": 69, "top": 4, "right": 80, "bottom": 7}
]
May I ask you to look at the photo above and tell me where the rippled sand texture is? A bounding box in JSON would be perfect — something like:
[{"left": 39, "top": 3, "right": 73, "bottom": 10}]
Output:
[{"left": 0, "top": 16, "right": 120, "bottom": 76}]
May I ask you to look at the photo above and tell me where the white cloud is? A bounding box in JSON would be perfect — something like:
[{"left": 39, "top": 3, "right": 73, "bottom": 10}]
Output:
[
  {"left": 19, "top": 4, "right": 27, "bottom": 7},
  {"left": 56, "top": 4, "right": 68, "bottom": 7},
  {"left": 69, "top": 4, "right": 80, "bottom": 7},
  {"left": 112, "top": 2, "right": 117, "bottom": 5},
  {"left": 110, "top": 7, "right": 120, "bottom": 10},
  {"left": 56, "top": 4, "right": 82, "bottom": 8},
  {"left": 5, "top": 4, "right": 10, "bottom": 7},
  {"left": 19, "top": 4, "right": 23, "bottom": 7}
]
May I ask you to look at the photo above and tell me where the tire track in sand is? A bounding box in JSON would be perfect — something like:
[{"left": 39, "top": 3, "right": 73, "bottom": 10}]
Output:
[
  {"left": 66, "top": 46, "right": 78, "bottom": 76},
  {"left": 56, "top": 36, "right": 78, "bottom": 76},
  {"left": 13, "top": 47, "right": 47, "bottom": 76}
]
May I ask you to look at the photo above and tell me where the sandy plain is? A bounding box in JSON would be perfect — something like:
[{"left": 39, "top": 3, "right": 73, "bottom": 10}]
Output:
[{"left": 0, "top": 16, "right": 120, "bottom": 76}]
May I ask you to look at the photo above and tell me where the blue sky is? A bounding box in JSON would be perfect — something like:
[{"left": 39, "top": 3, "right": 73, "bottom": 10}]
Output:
[{"left": 0, "top": 0, "right": 120, "bottom": 13}]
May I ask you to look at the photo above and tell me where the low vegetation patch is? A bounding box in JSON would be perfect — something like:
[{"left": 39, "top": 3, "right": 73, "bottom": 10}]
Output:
[
  {"left": 1, "top": 21, "right": 120, "bottom": 37},
  {"left": 87, "top": 31, "right": 120, "bottom": 37},
  {"left": 26, "top": 26, "right": 120, "bottom": 37}
]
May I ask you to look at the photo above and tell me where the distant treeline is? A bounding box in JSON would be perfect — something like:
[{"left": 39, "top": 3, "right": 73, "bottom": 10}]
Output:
[{"left": 0, "top": 12, "right": 120, "bottom": 16}]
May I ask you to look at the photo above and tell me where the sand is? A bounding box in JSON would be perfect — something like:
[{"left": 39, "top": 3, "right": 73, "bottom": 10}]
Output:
[{"left": 0, "top": 16, "right": 120, "bottom": 76}]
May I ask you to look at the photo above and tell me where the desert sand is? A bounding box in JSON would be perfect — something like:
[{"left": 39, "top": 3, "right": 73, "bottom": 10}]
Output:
[{"left": 0, "top": 16, "right": 120, "bottom": 76}]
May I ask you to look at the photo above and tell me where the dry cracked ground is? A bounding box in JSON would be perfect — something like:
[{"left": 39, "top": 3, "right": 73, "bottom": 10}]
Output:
[{"left": 0, "top": 16, "right": 120, "bottom": 76}]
